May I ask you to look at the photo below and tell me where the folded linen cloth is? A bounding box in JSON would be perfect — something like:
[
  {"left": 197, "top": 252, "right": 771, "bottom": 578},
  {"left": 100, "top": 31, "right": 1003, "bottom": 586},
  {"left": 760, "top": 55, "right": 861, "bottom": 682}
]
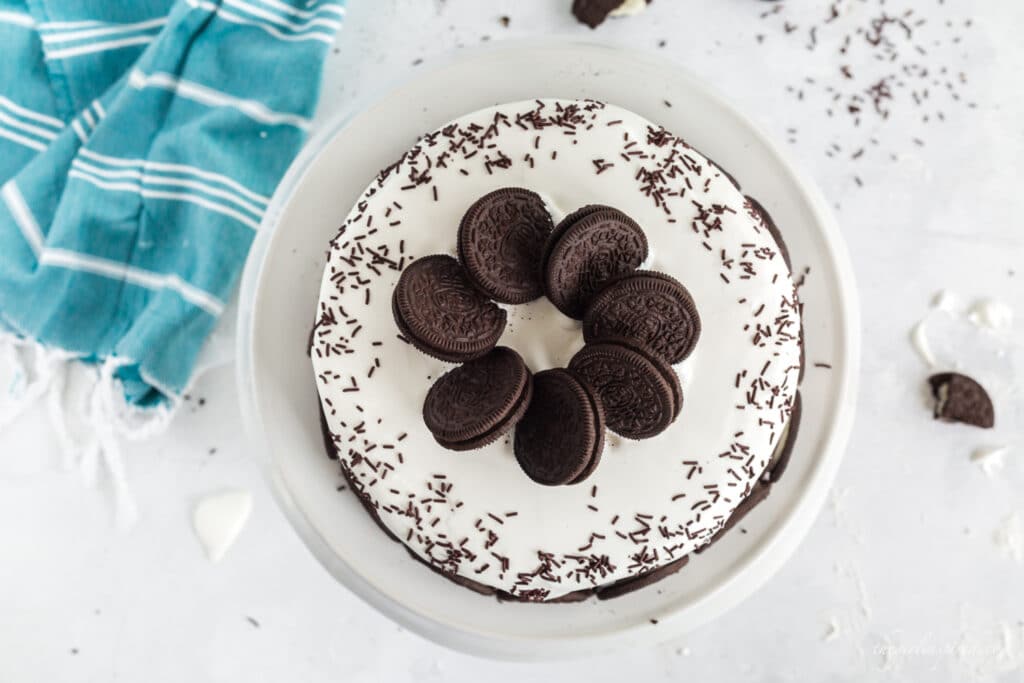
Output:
[{"left": 0, "top": 0, "right": 344, "bottom": 518}]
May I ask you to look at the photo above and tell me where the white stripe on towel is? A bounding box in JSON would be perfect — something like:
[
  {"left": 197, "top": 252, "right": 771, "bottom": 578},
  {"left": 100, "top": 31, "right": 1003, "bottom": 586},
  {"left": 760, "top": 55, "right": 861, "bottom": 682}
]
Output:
[
  {"left": 71, "top": 160, "right": 266, "bottom": 217},
  {"left": 0, "top": 96, "right": 64, "bottom": 130},
  {"left": 128, "top": 69, "right": 311, "bottom": 130},
  {"left": 71, "top": 120, "right": 89, "bottom": 144},
  {"left": 40, "top": 248, "right": 225, "bottom": 316},
  {"left": 186, "top": 0, "right": 335, "bottom": 44},
  {"left": 0, "top": 111, "right": 59, "bottom": 142},
  {"left": 46, "top": 35, "right": 155, "bottom": 60},
  {"left": 0, "top": 126, "right": 48, "bottom": 152},
  {"left": 68, "top": 169, "right": 262, "bottom": 230},
  {"left": 1, "top": 182, "right": 45, "bottom": 255},
  {"left": 0, "top": 10, "right": 34, "bottom": 28},
  {"left": 222, "top": 0, "right": 341, "bottom": 32},
  {"left": 255, "top": 0, "right": 345, "bottom": 20},
  {"left": 39, "top": 17, "right": 167, "bottom": 44},
  {"left": 79, "top": 149, "right": 270, "bottom": 204}
]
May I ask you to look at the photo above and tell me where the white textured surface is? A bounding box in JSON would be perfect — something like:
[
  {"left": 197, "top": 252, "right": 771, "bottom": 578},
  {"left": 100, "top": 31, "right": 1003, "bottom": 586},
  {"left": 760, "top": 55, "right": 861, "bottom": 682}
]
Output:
[{"left": 1, "top": 0, "right": 1023, "bottom": 680}]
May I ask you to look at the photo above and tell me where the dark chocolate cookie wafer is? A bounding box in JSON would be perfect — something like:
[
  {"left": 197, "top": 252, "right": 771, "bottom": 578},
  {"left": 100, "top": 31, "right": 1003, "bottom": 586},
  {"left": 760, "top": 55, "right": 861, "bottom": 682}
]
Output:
[
  {"left": 928, "top": 373, "right": 995, "bottom": 429},
  {"left": 543, "top": 206, "right": 648, "bottom": 319},
  {"left": 392, "top": 254, "right": 506, "bottom": 363},
  {"left": 514, "top": 369, "right": 605, "bottom": 486},
  {"left": 596, "top": 555, "right": 689, "bottom": 600},
  {"left": 424, "top": 347, "right": 533, "bottom": 451},
  {"left": 694, "top": 483, "right": 772, "bottom": 555},
  {"left": 744, "top": 196, "right": 792, "bottom": 271},
  {"left": 458, "top": 187, "right": 553, "bottom": 304},
  {"left": 569, "top": 339, "right": 680, "bottom": 440},
  {"left": 584, "top": 270, "right": 702, "bottom": 364},
  {"left": 763, "top": 391, "right": 802, "bottom": 484}
]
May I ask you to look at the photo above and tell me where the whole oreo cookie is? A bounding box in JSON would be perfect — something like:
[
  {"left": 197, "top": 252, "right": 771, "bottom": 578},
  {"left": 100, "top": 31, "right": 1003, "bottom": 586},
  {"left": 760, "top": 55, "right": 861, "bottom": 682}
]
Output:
[
  {"left": 543, "top": 206, "right": 648, "bottom": 319},
  {"left": 569, "top": 339, "right": 681, "bottom": 440},
  {"left": 514, "top": 369, "right": 605, "bottom": 486},
  {"left": 392, "top": 254, "right": 507, "bottom": 363},
  {"left": 458, "top": 187, "right": 553, "bottom": 304},
  {"left": 584, "top": 270, "right": 701, "bottom": 364},
  {"left": 744, "top": 195, "right": 792, "bottom": 271},
  {"left": 423, "top": 347, "right": 533, "bottom": 451}
]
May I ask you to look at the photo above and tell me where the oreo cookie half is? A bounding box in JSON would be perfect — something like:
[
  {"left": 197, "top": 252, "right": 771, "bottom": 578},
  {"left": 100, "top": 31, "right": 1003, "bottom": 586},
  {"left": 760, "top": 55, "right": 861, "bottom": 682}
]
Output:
[
  {"left": 514, "top": 368, "right": 605, "bottom": 486},
  {"left": 458, "top": 187, "right": 553, "bottom": 304},
  {"left": 423, "top": 347, "right": 533, "bottom": 451},
  {"left": 569, "top": 339, "right": 681, "bottom": 440},
  {"left": 928, "top": 372, "right": 995, "bottom": 429},
  {"left": 584, "top": 270, "right": 701, "bottom": 364},
  {"left": 542, "top": 206, "right": 648, "bottom": 319},
  {"left": 392, "top": 254, "right": 507, "bottom": 363}
]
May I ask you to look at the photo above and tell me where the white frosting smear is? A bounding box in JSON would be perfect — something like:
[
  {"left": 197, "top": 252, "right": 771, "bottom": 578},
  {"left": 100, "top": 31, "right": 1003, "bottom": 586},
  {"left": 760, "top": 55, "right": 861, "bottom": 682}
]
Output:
[
  {"left": 312, "top": 100, "right": 801, "bottom": 598},
  {"left": 971, "top": 445, "right": 1009, "bottom": 478},
  {"left": 610, "top": 0, "right": 649, "bottom": 18},
  {"left": 193, "top": 490, "right": 253, "bottom": 563},
  {"left": 967, "top": 298, "right": 1013, "bottom": 332},
  {"left": 910, "top": 319, "right": 936, "bottom": 367}
]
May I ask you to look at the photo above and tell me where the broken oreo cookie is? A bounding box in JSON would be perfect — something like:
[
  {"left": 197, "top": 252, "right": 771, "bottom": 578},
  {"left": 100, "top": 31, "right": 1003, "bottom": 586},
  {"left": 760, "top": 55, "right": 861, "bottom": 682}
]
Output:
[
  {"left": 584, "top": 270, "right": 701, "bottom": 364},
  {"left": 928, "top": 372, "right": 995, "bottom": 429},
  {"left": 458, "top": 187, "right": 553, "bottom": 304},
  {"left": 572, "top": 0, "right": 651, "bottom": 28},
  {"left": 423, "top": 347, "right": 534, "bottom": 451},
  {"left": 514, "top": 368, "right": 605, "bottom": 486},
  {"left": 543, "top": 205, "right": 648, "bottom": 319},
  {"left": 392, "top": 254, "right": 507, "bottom": 363}
]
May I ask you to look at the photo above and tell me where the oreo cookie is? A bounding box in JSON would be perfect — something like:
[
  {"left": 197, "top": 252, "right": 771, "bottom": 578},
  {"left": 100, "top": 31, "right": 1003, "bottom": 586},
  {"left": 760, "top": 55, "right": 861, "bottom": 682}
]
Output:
[
  {"left": 392, "top": 254, "right": 507, "bottom": 363},
  {"left": 514, "top": 368, "right": 605, "bottom": 486},
  {"left": 569, "top": 339, "right": 681, "bottom": 440},
  {"left": 928, "top": 372, "right": 995, "bottom": 429},
  {"left": 763, "top": 391, "right": 802, "bottom": 484},
  {"left": 423, "top": 347, "right": 533, "bottom": 451},
  {"left": 583, "top": 270, "right": 701, "bottom": 364},
  {"left": 458, "top": 187, "right": 553, "bottom": 304},
  {"left": 745, "top": 195, "right": 792, "bottom": 271},
  {"left": 596, "top": 555, "right": 688, "bottom": 600},
  {"left": 543, "top": 206, "right": 648, "bottom": 319}
]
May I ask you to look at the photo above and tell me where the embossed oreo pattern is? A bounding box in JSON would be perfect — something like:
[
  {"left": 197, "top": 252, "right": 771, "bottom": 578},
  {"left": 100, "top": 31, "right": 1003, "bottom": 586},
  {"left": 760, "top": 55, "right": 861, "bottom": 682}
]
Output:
[
  {"left": 543, "top": 208, "right": 648, "bottom": 319},
  {"left": 584, "top": 271, "right": 702, "bottom": 364},
  {"left": 458, "top": 188, "right": 553, "bottom": 303},
  {"left": 393, "top": 254, "right": 506, "bottom": 361}
]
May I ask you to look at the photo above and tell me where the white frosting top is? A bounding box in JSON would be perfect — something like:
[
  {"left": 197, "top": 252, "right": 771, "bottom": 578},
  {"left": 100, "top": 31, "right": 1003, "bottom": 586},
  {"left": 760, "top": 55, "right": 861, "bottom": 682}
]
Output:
[{"left": 311, "top": 100, "right": 801, "bottom": 600}]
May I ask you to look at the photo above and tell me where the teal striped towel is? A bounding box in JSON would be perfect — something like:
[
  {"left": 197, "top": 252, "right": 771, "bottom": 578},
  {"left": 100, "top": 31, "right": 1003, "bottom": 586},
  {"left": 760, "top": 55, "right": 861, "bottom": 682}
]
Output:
[{"left": 0, "top": 0, "right": 343, "bottom": 517}]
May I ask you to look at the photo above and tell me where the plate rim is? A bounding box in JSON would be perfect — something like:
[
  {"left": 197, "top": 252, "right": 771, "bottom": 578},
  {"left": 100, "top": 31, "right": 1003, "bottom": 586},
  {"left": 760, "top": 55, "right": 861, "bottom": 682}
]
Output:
[{"left": 236, "top": 37, "right": 862, "bottom": 660}]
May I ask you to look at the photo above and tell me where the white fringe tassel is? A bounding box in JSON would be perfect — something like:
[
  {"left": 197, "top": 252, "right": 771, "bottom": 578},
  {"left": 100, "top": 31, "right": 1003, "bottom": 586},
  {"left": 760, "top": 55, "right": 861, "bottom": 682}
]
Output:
[{"left": 1, "top": 332, "right": 177, "bottom": 528}]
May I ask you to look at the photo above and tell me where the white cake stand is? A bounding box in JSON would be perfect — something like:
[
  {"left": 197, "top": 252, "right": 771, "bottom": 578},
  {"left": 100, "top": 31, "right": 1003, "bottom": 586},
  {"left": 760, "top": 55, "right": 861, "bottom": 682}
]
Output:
[{"left": 235, "top": 40, "right": 860, "bottom": 660}]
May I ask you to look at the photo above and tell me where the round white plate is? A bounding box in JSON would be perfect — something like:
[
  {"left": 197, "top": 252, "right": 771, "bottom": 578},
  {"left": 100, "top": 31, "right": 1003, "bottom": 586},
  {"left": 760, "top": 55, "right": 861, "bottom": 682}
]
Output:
[{"left": 236, "top": 40, "right": 860, "bottom": 660}]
